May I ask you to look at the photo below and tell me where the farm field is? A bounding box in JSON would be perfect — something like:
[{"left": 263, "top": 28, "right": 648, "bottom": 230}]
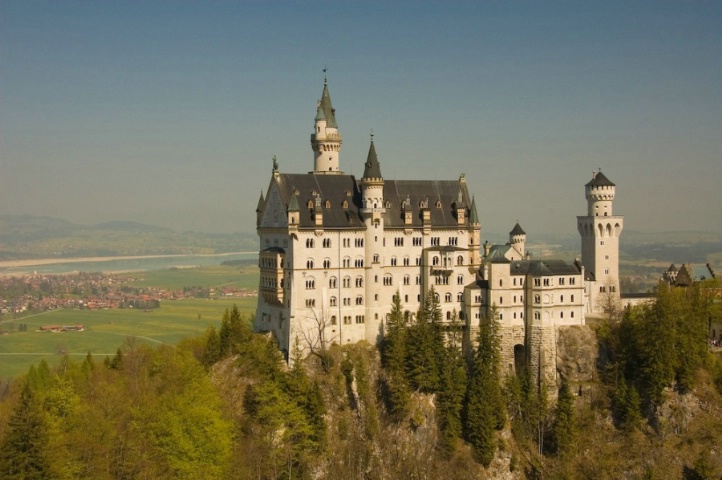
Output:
[{"left": 0, "top": 265, "right": 259, "bottom": 380}]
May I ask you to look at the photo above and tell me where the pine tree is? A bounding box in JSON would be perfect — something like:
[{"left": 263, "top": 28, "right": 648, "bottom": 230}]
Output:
[
  {"left": 0, "top": 382, "right": 52, "bottom": 479},
  {"left": 382, "top": 292, "right": 411, "bottom": 420},
  {"left": 464, "top": 306, "right": 505, "bottom": 466},
  {"left": 202, "top": 326, "right": 221, "bottom": 367},
  {"left": 437, "top": 310, "right": 467, "bottom": 455},
  {"left": 553, "top": 379, "right": 576, "bottom": 458}
]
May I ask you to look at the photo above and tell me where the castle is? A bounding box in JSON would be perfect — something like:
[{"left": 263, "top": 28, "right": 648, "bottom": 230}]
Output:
[{"left": 254, "top": 78, "right": 623, "bottom": 385}]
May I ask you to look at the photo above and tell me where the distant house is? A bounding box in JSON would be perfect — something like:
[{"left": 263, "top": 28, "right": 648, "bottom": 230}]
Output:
[{"left": 663, "top": 263, "right": 716, "bottom": 287}]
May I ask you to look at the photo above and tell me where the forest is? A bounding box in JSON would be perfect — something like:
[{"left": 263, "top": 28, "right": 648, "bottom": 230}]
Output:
[{"left": 1, "top": 281, "right": 721, "bottom": 479}]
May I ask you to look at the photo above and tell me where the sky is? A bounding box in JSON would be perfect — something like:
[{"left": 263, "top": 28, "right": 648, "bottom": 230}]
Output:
[{"left": 1, "top": 1, "right": 720, "bottom": 239}]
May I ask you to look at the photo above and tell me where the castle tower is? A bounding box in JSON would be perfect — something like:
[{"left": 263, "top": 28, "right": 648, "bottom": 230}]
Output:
[
  {"left": 577, "top": 170, "right": 624, "bottom": 306},
  {"left": 359, "top": 136, "right": 385, "bottom": 341},
  {"left": 310, "top": 77, "right": 343, "bottom": 174},
  {"left": 469, "top": 196, "right": 481, "bottom": 267},
  {"left": 509, "top": 222, "right": 526, "bottom": 259}
]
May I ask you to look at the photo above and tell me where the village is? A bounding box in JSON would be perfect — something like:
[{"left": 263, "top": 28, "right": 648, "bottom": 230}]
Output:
[{"left": 0, "top": 271, "right": 255, "bottom": 318}]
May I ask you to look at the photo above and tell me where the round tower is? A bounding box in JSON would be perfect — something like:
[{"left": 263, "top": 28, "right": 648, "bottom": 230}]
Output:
[
  {"left": 509, "top": 222, "right": 526, "bottom": 259},
  {"left": 577, "top": 169, "right": 624, "bottom": 313},
  {"left": 310, "top": 77, "right": 343, "bottom": 174},
  {"left": 359, "top": 136, "right": 385, "bottom": 341}
]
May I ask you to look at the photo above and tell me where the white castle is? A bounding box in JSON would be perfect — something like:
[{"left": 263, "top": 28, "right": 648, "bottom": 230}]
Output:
[{"left": 255, "top": 78, "right": 622, "bottom": 384}]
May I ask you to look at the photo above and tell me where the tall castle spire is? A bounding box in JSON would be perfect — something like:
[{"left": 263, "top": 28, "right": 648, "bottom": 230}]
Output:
[{"left": 310, "top": 74, "right": 343, "bottom": 174}]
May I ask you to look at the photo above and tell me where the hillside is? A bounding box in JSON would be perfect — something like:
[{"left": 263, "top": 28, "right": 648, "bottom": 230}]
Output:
[{"left": 0, "top": 215, "right": 256, "bottom": 260}]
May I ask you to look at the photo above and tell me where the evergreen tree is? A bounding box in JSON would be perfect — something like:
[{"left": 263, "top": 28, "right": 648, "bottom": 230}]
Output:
[
  {"left": 437, "top": 310, "right": 467, "bottom": 455},
  {"left": 552, "top": 379, "right": 576, "bottom": 458},
  {"left": 0, "top": 382, "right": 52, "bottom": 479},
  {"left": 406, "top": 288, "right": 443, "bottom": 392},
  {"left": 382, "top": 292, "right": 412, "bottom": 420},
  {"left": 464, "top": 306, "right": 505, "bottom": 466},
  {"left": 202, "top": 326, "right": 221, "bottom": 367}
]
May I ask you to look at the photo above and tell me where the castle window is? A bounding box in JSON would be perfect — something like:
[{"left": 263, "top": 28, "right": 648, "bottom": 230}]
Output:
[
  {"left": 323, "top": 238, "right": 331, "bottom": 248},
  {"left": 534, "top": 295, "right": 540, "bottom": 304},
  {"left": 344, "top": 316, "right": 351, "bottom": 324},
  {"left": 356, "top": 276, "right": 364, "bottom": 287},
  {"left": 571, "top": 295, "right": 574, "bottom": 302},
  {"left": 330, "top": 297, "right": 337, "bottom": 306},
  {"left": 499, "top": 297, "right": 503, "bottom": 305},
  {"left": 447, "top": 311, "right": 452, "bottom": 320},
  {"left": 343, "top": 200, "right": 348, "bottom": 209},
  {"left": 534, "top": 312, "right": 541, "bottom": 320},
  {"left": 499, "top": 314, "right": 503, "bottom": 320},
  {"left": 305, "top": 299, "right": 316, "bottom": 307},
  {"left": 569, "top": 277, "right": 575, "bottom": 285},
  {"left": 305, "top": 279, "right": 315, "bottom": 289},
  {"left": 559, "top": 277, "right": 565, "bottom": 285},
  {"left": 534, "top": 278, "right": 541, "bottom": 287},
  {"left": 513, "top": 278, "right": 517, "bottom": 286},
  {"left": 306, "top": 259, "right": 314, "bottom": 269},
  {"left": 383, "top": 274, "right": 393, "bottom": 286},
  {"left": 331, "top": 315, "right": 337, "bottom": 325},
  {"left": 445, "top": 293, "right": 452, "bottom": 302},
  {"left": 307, "top": 200, "right": 313, "bottom": 209},
  {"left": 343, "top": 257, "right": 351, "bottom": 268},
  {"left": 405, "top": 295, "right": 409, "bottom": 303},
  {"left": 306, "top": 238, "right": 315, "bottom": 248},
  {"left": 610, "top": 285, "right": 616, "bottom": 293},
  {"left": 436, "top": 200, "right": 442, "bottom": 208},
  {"left": 457, "top": 292, "right": 463, "bottom": 302},
  {"left": 448, "top": 237, "right": 458, "bottom": 246},
  {"left": 432, "top": 256, "right": 439, "bottom": 266},
  {"left": 416, "top": 275, "right": 420, "bottom": 285},
  {"left": 416, "top": 257, "right": 421, "bottom": 266},
  {"left": 343, "top": 298, "right": 351, "bottom": 306},
  {"left": 600, "top": 286, "right": 606, "bottom": 293},
  {"left": 604, "top": 268, "right": 609, "bottom": 275},
  {"left": 373, "top": 254, "right": 379, "bottom": 263},
  {"left": 325, "top": 200, "right": 331, "bottom": 209},
  {"left": 571, "top": 312, "right": 574, "bottom": 318},
  {"left": 355, "top": 258, "right": 364, "bottom": 268},
  {"left": 434, "top": 292, "right": 440, "bottom": 302},
  {"left": 343, "top": 238, "right": 350, "bottom": 248},
  {"left": 355, "top": 315, "right": 365, "bottom": 324},
  {"left": 394, "top": 237, "right": 404, "bottom": 246},
  {"left": 457, "top": 275, "right": 464, "bottom": 285},
  {"left": 343, "top": 277, "right": 351, "bottom": 288},
  {"left": 329, "top": 277, "right": 337, "bottom": 288},
  {"left": 431, "top": 237, "right": 440, "bottom": 246},
  {"left": 413, "top": 237, "right": 422, "bottom": 246},
  {"left": 403, "top": 275, "right": 410, "bottom": 285},
  {"left": 391, "top": 257, "right": 397, "bottom": 266},
  {"left": 513, "top": 295, "right": 517, "bottom": 303},
  {"left": 403, "top": 257, "right": 410, "bottom": 266},
  {"left": 560, "top": 295, "right": 564, "bottom": 302},
  {"left": 323, "top": 259, "right": 331, "bottom": 269},
  {"left": 520, "top": 312, "right": 523, "bottom": 319},
  {"left": 356, "top": 296, "right": 364, "bottom": 305},
  {"left": 457, "top": 256, "right": 463, "bottom": 266},
  {"left": 499, "top": 279, "right": 503, "bottom": 287},
  {"left": 560, "top": 312, "right": 564, "bottom": 318},
  {"left": 543, "top": 279, "right": 550, "bottom": 286}
]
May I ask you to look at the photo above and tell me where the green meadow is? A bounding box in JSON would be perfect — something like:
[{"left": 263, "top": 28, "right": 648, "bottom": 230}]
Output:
[{"left": 0, "top": 265, "right": 259, "bottom": 380}]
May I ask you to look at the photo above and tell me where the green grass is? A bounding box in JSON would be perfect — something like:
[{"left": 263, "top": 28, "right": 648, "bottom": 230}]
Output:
[
  {"left": 0, "top": 265, "right": 260, "bottom": 380},
  {"left": 124, "top": 265, "right": 259, "bottom": 291}
]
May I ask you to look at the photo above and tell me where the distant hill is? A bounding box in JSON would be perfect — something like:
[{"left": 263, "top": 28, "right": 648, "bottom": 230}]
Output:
[{"left": 0, "top": 215, "right": 256, "bottom": 260}]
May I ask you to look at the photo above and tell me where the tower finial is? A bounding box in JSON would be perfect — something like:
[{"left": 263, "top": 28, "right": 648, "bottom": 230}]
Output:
[
  {"left": 370, "top": 129, "right": 374, "bottom": 142},
  {"left": 323, "top": 66, "right": 327, "bottom": 85},
  {"left": 272, "top": 155, "right": 278, "bottom": 173}
]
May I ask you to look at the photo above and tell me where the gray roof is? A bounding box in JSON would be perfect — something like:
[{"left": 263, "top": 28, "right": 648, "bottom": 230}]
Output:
[
  {"left": 470, "top": 196, "right": 479, "bottom": 224},
  {"left": 256, "top": 192, "right": 265, "bottom": 212},
  {"left": 586, "top": 171, "right": 615, "bottom": 187},
  {"left": 509, "top": 222, "right": 526, "bottom": 236},
  {"left": 270, "top": 173, "right": 471, "bottom": 230},
  {"left": 508, "top": 259, "right": 582, "bottom": 277},
  {"left": 318, "top": 80, "right": 338, "bottom": 128},
  {"left": 362, "top": 141, "right": 382, "bottom": 179}
]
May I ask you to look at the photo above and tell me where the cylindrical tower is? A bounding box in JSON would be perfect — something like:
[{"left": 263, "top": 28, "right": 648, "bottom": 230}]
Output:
[{"left": 310, "top": 77, "right": 343, "bottom": 174}]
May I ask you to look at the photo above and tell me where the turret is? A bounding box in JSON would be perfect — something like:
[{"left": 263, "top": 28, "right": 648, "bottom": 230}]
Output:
[
  {"left": 469, "top": 196, "right": 481, "bottom": 266},
  {"left": 585, "top": 170, "right": 615, "bottom": 217},
  {"left": 359, "top": 136, "right": 385, "bottom": 226},
  {"left": 509, "top": 222, "right": 526, "bottom": 259},
  {"left": 256, "top": 191, "right": 265, "bottom": 228},
  {"left": 287, "top": 194, "right": 300, "bottom": 230},
  {"left": 310, "top": 77, "right": 343, "bottom": 174}
]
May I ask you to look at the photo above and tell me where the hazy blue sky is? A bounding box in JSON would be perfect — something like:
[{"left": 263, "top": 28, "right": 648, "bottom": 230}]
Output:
[{"left": 1, "top": 1, "right": 720, "bottom": 239}]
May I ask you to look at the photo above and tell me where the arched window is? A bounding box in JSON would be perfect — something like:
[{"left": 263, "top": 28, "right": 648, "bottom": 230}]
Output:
[
  {"left": 391, "top": 256, "right": 397, "bottom": 266},
  {"left": 445, "top": 293, "right": 452, "bottom": 302},
  {"left": 329, "top": 277, "right": 337, "bottom": 288},
  {"left": 343, "top": 277, "right": 351, "bottom": 288},
  {"left": 457, "top": 275, "right": 464, "bottom": 285},
  {"left": 383, "top": 274, "right": 393, "bottom": 286},
  {"left": 373, "top": 254, "right": 379, "bottom": 263},
  {"left": 323, "top": 258, "right": 331, "bottom": 269},
  {"left": 457, "top": 255, "right": 464, "bottom": 266},
  {"left": 331, "top": 315, "right": 337, "bottom": 325},
  {"left": 355, "top": 276, "right": 364, "bottom": 287},
  {"left": 403, "top": 275, "right": 410, "bottom": 285},
  {"left": 305, "top": 278, "right": 315, "bottom": 289},
  {"left": 356, "top": 296, "right": 364, "bottom": 305},
  {"left": 343, "top": 257, "right": 351, "bottom": 268},
  {"left": 330, "top": 297, "right": 337, "bottom": 306},
  {"left": 306, "top": 259, "right": 314, "bottom": 269},
  {"left": 457, "top": 292, "right": 463, "bottom": 302},
  {"left": 432, "top": 256, "right": 439, "bottom": 266},
  {"left": 306, "top": 238, "right": 315, "bottom": 248}
]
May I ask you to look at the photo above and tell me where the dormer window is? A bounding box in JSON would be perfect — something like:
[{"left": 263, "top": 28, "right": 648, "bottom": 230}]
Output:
[
  {"left": 307, "top": 200, "right": 314, "bottom": 209},
  {"left": 342, "top": 200, "right": 348, "bottom": 209},
  {"left": 436, "top": 200, "right": 442, "bottom": 208},
  {"left": 325, "top": 200, "right": 331, "bottom": 209}
]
